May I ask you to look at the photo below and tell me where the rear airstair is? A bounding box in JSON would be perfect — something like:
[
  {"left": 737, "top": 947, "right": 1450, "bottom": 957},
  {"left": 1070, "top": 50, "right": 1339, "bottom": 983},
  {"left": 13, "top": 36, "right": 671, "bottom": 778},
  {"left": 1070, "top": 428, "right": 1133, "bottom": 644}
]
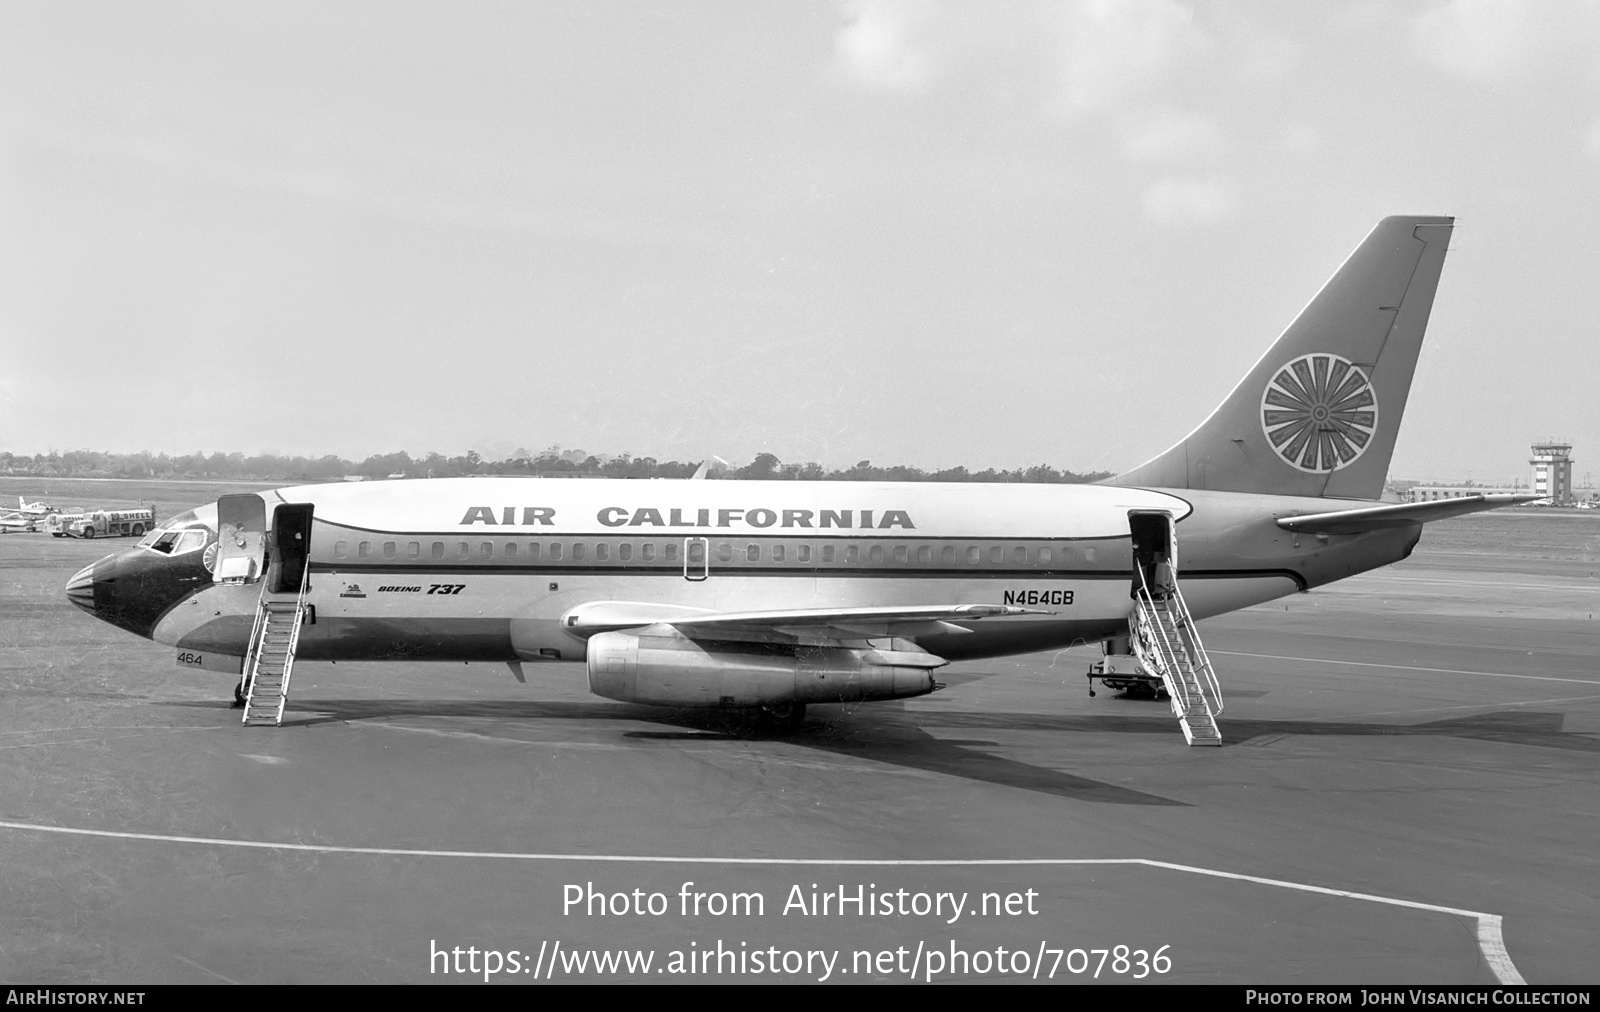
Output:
[
  {"left": 240, "top": 580, "right": 309, "bottom": 727},
  {"left": 1130, "top": 564, "right": 1224, "bottom": 746}
]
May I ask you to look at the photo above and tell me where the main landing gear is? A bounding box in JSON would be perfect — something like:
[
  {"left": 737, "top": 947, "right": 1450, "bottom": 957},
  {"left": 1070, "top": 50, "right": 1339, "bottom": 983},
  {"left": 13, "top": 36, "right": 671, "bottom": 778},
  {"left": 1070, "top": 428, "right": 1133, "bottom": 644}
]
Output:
[
  {"left": 232, "top": 678, "right": 248, "bottom": 709},
  {"left": 757, "top": 701, "right": 807, "bottom": 730}
]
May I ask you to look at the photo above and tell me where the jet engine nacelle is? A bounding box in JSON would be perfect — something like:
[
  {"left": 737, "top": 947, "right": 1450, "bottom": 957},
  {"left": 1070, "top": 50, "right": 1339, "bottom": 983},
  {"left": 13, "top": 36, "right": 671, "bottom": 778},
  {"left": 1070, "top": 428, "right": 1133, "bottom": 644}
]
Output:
[{"left": 586, "top": 624, "right": 942, "bottom": 707}]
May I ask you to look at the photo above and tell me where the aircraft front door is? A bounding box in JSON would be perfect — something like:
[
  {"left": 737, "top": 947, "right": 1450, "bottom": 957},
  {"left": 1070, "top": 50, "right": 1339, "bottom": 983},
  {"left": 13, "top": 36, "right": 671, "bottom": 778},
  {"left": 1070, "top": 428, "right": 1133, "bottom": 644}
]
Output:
[
  {"left": 214, "top": 494, "right": 266, "bottom": 584},
  {"left": 684, "top": 537, "right": 709, "bottom": 582},
  {"left": 268, "top": 503, "right": 315, "bottom": 595},
  {"left": 1128, "top": 510, "right": 1177, "bottom": 599}
]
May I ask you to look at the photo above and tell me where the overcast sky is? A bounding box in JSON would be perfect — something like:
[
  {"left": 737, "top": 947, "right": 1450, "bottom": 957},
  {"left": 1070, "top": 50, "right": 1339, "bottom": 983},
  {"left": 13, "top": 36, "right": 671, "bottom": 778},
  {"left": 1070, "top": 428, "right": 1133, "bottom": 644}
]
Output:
[{"left": 2, "top": 1, "right": 1598, "bottom": 482}]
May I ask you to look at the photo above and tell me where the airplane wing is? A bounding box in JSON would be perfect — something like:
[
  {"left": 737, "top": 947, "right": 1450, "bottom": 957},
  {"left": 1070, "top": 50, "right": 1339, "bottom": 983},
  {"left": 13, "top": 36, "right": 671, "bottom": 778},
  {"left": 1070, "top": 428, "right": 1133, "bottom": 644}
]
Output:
[
  {"left": 1276, "top": 493, "right": 1541, "bottom": 535},
  {"left": 561, "top": 601, "right": 1050, "bottom": 645}
]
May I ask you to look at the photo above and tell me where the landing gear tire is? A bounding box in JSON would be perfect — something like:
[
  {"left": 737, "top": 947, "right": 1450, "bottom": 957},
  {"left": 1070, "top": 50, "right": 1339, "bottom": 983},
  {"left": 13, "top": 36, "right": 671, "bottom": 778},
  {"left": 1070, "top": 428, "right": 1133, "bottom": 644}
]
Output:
[
  {"left": 758, "top": 701, "right": 807, "bottom": 730},
  {"left": 232, "top": 679, "right": 247, "bottom": 709}
]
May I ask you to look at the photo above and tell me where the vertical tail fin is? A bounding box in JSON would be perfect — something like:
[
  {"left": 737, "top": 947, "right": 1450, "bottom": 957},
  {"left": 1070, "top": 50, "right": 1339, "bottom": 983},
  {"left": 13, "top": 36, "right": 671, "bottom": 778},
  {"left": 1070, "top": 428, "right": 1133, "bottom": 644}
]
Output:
[{"left": 1109, "top": 215, "right": 1454, "bottom": 500}]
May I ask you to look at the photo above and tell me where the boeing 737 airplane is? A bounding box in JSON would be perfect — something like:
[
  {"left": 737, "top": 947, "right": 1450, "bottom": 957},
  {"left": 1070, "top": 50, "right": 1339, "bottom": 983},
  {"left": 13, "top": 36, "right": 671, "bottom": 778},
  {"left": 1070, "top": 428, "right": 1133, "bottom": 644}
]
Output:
[{"left": 65, "top": 215, "right": 1534, "bottom": 743}]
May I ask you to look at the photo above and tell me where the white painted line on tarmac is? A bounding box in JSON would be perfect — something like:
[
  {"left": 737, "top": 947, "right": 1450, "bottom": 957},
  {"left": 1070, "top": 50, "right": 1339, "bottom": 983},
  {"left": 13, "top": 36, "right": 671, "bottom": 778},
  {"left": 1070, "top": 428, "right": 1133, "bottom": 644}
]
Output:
[
  {"left": 0, "top": 818, "right": 1525, "bottom": 984},
  {"left": 0, "top": 727, "right": 215, "bottom": 750},
  {"left": 1334, "top": 575, "right": 1600, "bottom": 593},
  {"left": 1212, "top": 650, "right": 1600, "bottom": 686},
  {"left": 1363, "top": 694, "right": 1600, "bottom": 717}
]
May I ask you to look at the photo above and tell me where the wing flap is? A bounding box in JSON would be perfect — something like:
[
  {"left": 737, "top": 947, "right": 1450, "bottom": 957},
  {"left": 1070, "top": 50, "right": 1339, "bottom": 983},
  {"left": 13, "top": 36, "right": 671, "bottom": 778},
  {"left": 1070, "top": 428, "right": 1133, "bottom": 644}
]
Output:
[
  {"left": 560, "top": 601, "right": 1049, "bottom": 642},
  {"left": 1276, "top": 493, "right": 1540, "bottom": 534}
]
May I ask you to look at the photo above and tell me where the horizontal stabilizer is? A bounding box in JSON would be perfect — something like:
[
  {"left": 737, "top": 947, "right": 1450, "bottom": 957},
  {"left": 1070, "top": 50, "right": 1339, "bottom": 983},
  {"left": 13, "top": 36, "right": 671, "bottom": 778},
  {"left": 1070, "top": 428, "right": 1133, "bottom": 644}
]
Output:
[{"left": 1276, "top": 494, "right": 1540, "bottom": 534}]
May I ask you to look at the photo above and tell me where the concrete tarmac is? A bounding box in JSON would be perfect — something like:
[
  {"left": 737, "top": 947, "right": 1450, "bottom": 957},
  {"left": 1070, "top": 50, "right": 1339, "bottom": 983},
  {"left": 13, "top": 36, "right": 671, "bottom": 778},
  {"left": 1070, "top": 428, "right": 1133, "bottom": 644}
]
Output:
[{"left": 0, "top": 508, "right": 1595, "bottom": 984}]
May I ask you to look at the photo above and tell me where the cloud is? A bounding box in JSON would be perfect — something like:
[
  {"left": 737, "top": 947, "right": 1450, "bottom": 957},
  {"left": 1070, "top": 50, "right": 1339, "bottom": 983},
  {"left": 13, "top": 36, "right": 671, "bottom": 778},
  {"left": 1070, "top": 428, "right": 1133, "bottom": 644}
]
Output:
[
  {"left": 1413, "top": 0, "right": 1600, "bottom": 79},
  {"left": 1051, "top": 0, "right": 1210, "bottom": 112},
  {"left": 832, "top": 0, "right": 1211, "bottom": 110},
  {"left": 1280, "top": 121, "right": 1321, "bottom": 154},
  {"left": 1584, "top": 119, "right": 1600, "bottom": 161},
  {"left": 833, "top": 0, "right": 934, "bottom": 91},
  {"left": 1121, "top": 110, "right": 1225, "bottom": 163},
  {"left": 1141, "top": 176, "right": 1238, "bottom": 224}
]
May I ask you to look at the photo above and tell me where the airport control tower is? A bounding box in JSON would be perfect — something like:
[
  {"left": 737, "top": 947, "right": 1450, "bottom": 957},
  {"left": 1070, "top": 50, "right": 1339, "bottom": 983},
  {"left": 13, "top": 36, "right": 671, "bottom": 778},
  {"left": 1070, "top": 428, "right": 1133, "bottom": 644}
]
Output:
[{"left": 1530, "top": 441, "right": 1574, "bottom": 503}]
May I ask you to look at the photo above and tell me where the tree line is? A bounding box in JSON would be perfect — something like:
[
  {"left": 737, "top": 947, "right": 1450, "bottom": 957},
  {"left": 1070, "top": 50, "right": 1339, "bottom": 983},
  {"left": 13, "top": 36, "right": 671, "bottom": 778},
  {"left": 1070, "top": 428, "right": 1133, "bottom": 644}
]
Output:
[{"left": 0, "top": 448, "right": 1112, "bottom": 484}]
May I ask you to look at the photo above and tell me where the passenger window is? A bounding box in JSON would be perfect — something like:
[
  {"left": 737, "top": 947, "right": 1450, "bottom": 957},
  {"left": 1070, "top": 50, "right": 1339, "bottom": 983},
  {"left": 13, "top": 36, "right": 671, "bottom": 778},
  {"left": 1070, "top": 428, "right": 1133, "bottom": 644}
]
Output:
[
  {"left": 1084, "top": 547, "right": 1097, "bottom": 564},
  {"left": 456, "top": 542, "right": 469, "bottom": 560},
  {"left": 527, "top": 543, "right": 540, "bottom": 560},
  {"left": 716, "top": 543, "right": 732, "bottom": 563},
  {"left": 664, "top": 543, "right": 677, "bottom": 562},
  {"left": 966, "top": 546, "right": 980, "bottom": 564},
  {"left": 797, "top": 545, "right": 810, "bottom": 563},
  {"left": 1057, "top": 546, "right": 1072, "bottom": 564},
  {"left": 642, "top": 544, "right": 655, "bottom": 562},
  {"left": 1038, "top": 547, "right": 1052, "bottom": 565},
  {"left": 942, "top": 545, "right": 955, "bottom": 565},
  {"left": 989, "top": 546, "right": 1003, "bottom": 564},
  {"left": 572, "top": 543, "right": 586, "bottom": 561},
  {"left": 1013, "top": 546, "right": 1026, "bottom": 565},
  {"left": 480, "top": 542, "right": 493, "bottom": 559},
  {"left": 869, "top": 545, "right": 883, "bottom": 563},
  {"left": 596, "top": 544, "right": 609, "bottom": 561},
  {"left": 917, "top": 545, "right": 931, "bottom": 564},
  {"left": 746, "top": 544, "right": 759, "bottom": 562},
  {"left": 335, "top": 541, "right": 348, "bottom": 559},
  {"left": 845, "top": 545, "right": 859, "bottom": 563},
  {"left": 894, "top": 545, "right": 908, "bottom": 563},
  {"left": 407, "top": 542, "right": 420, "bottom": 559},
  {"left": 822, "top": 545, "right": 835, "bottom": 563},
  {"left": 619, "top": 544, "right": 632, "bottom": 561},
  {"left": 550, "top": 543, "right": 563, "bottom": 561},
  {"left": 384, "top": 541, "right": 396, "bottom": 559},
  {"left": 504, "top": 542, "right": 518, "bottom": 559},
  {"left": 772, "top": 544, "right": 785, "bottom": 562},
  {"left": 431, "top": 542, "right": 444, "bottom": 560},
  {"left": 359, "top": 541, "right": 371, "bottom": 558}
]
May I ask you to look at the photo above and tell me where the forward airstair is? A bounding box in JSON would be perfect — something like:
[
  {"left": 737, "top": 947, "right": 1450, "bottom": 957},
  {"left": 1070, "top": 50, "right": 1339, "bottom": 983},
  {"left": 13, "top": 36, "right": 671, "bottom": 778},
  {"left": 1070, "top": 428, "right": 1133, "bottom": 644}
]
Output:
[
  {"left": 240, "top": 580, "right": 309, "bottom": 727},
  {"left": 1130, "top": 564, "right": 1224, "bottom": 746}
]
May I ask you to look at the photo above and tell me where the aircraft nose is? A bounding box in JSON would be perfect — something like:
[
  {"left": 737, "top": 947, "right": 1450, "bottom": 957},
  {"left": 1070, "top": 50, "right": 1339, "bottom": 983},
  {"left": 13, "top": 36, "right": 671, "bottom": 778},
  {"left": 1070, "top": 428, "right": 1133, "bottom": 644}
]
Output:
[{"left": 66, "top": 561, "right": 99, "bottom": 614}]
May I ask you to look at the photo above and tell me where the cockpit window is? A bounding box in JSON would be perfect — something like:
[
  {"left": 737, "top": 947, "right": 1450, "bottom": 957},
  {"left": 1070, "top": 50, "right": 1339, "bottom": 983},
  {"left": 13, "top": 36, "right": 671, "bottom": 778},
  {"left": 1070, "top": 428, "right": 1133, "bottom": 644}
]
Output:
[
  {"left": 139, "top": 503, "right": 219, "bottom": 552},
  {"left": 143, "top": 529, "right": 207, "bottom": 556},
  {"left": 147, "top": 532, "right": 181, "bottom": 554}
]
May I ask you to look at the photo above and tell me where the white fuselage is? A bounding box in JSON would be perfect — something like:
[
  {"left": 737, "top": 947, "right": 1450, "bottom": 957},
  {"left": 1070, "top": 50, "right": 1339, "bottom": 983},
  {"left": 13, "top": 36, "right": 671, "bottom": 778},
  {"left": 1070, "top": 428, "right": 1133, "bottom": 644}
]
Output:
[{"left": 142, "top": 477, "right": 1387, "bottom": 667}]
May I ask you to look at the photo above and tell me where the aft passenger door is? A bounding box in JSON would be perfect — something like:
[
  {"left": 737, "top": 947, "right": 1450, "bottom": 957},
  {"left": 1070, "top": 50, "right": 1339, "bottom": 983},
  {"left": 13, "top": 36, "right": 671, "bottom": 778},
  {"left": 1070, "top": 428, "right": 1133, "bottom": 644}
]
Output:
[
  {"left": 1127, "top": 510, "right": 1177, "bottom": 599},
  {"left": 214, "top": 494, "right": 266, "bottom": 584}
]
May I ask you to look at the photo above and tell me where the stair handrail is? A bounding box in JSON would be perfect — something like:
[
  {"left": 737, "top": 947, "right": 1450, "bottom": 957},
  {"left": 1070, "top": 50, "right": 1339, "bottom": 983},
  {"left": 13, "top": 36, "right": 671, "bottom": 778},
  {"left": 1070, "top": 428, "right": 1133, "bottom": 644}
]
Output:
[
  {"left": 272, "top": 576, "right": 313, "bottom": 724},
  {"left": 1131, "top": 567, "right": 1192, "bottom": 719},
  {"left": 239, "top": 585, "right": 271, "bottom": 720},
  {"left": 1168, "top": 581, "right": 1223, "bottom": 715}
]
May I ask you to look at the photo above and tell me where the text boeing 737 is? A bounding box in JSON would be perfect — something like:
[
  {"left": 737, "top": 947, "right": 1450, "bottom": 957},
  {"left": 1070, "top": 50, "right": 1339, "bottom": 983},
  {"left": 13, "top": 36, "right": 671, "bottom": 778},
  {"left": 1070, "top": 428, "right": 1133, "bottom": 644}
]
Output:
[{"left": 66, "top": 215, "right": 1534, "bottom": 743}]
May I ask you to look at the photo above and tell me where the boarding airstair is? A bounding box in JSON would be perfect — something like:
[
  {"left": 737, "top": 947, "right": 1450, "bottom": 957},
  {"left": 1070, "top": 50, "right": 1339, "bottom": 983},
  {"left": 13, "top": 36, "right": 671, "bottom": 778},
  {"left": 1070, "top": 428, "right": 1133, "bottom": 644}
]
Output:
[
  {"left": 240, "top": 580, "right": 309, "bottom": 727},
  {"left": 1130, "top": 563, "right": 1224, "bottom": 746}
]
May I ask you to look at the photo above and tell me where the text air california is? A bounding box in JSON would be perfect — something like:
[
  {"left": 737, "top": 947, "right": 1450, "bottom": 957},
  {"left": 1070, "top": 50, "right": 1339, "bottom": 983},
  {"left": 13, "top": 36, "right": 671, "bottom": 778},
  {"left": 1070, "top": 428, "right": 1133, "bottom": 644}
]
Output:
[{"left": 460, "top": 506, "right": 915, "bottom": 530}]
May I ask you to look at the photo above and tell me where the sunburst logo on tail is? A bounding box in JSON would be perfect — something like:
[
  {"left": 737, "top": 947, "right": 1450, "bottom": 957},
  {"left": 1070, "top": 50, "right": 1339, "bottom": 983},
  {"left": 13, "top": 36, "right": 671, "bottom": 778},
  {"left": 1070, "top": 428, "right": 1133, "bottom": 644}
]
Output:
[{"left": 1260, "top": 353, "right": 1378, "bottom": 473}]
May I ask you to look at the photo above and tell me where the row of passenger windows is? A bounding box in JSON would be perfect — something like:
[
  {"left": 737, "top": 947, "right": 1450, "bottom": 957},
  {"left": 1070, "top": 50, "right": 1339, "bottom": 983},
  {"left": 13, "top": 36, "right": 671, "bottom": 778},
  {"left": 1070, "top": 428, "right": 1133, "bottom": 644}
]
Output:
[{"left": 331, "top": 539, "right": 1101, "bottom": 566}]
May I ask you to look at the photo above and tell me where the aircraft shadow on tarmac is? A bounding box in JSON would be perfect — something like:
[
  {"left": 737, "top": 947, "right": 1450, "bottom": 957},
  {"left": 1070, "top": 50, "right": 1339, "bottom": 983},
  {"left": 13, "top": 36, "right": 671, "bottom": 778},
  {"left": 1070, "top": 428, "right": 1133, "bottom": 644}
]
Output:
[{"left": 168, "top": 691, "right": 1598, "bottom": 805}]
